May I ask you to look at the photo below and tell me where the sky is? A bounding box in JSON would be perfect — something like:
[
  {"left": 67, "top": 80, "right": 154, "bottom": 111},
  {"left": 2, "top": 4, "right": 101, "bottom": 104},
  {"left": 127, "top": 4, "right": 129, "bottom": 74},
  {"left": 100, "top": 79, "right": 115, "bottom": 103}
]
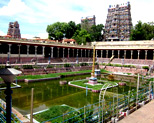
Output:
[{"left": 0, "top": 0, "right": 153, "bottom": 39}]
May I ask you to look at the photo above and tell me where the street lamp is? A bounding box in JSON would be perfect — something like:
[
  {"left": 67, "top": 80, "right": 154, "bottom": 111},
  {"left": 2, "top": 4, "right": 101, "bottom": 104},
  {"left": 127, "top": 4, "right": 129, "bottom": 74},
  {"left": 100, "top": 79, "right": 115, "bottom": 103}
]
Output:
[{"left": 0, "top": 64, "right": 21, "bottom": 123}]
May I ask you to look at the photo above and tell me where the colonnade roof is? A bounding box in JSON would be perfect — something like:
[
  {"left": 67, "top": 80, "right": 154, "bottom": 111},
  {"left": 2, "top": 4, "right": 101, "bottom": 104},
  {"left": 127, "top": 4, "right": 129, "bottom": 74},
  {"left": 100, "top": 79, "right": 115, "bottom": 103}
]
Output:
[
  {"left": 0, "top": 38, "right": 92, "bottom": 50},
  {"left": 94, "top": 40, "right": 154, "bottom": 50},
  {"left": 1, "top": 37, "right": 154, "bottom": 50}
]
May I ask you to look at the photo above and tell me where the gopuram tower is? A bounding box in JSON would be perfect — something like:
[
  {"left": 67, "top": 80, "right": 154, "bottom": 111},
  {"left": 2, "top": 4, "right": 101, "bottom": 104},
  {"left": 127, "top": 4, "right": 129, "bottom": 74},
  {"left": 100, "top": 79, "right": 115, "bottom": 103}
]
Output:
[
  {"left": 7, "top": 21, "right": 21, "bottom": 38},
  {"left": 104, "top": 2, "right": 132, "bottom": 41}
]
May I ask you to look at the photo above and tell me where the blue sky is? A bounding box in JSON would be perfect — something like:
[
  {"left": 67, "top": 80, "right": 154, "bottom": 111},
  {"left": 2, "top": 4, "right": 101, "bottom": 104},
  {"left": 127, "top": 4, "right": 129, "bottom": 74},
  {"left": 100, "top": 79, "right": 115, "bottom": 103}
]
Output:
[{"left": 0, "top": 0, "right": 153, "bottom": 39}]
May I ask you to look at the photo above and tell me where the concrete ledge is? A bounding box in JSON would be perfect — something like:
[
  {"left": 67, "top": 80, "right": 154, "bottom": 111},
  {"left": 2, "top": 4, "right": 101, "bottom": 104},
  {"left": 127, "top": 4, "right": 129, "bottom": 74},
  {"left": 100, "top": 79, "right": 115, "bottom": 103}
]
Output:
[
  {"left": 61, "top": 72, "right": 91, "bottom": 77},
  {"left": 24, "top": 76, "right": 60, "bottom": 82}
]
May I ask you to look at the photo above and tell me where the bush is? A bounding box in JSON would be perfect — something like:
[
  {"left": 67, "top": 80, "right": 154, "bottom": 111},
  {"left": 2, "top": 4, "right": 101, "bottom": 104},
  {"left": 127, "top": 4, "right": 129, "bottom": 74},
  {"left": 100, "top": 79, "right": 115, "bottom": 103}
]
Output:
[
  {"left": 95, "top": 63, "right": 98, "bottom": 65},
  {"left": 107, "top": 63, "right": 113, "bottom": 66},
  {"left": 64, "top": 63, "right": 71, "bottom": 67},
  {"left": 102, "top": 63, "right": 106, "bottom": 66},
  {"left": 114, "top": 64, "right": 122, "bottom": 67},
  {"left": 80, "top": 63, "right": 88, "bottom": 66},
  {"left": 22, "top": 65, "right": 33, "bottom": 69},
  {"left": 75, "top": 64, "right": 80, "bottom": 67},
  {"left": 14, "top": 66, "right": 20, "bottom": 69},
  {"left": 0, "top": 65, "right": 5, "bottom": 69},
  {"left": 142, "top": 66, "right": 149, "bottom": 70},
  {"left": 33, "top": 65, "right": 40, "bottom": 69},
  {"left": 47, "top": 65, "right": 54, "bottom": 68}
]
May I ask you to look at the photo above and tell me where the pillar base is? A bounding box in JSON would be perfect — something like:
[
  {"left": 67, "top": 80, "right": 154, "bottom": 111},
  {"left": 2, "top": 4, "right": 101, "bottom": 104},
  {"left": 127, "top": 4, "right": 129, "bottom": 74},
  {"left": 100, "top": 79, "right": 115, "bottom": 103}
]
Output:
[{"left": 88, "top": 77, "right": 97, "bottom": 85}]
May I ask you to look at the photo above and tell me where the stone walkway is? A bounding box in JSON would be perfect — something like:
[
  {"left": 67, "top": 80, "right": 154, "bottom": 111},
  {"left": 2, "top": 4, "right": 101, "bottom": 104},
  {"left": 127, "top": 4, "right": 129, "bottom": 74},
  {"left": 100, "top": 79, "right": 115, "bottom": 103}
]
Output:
[{"left": 119, "top": 100, "right": 154, "bottom": 123}]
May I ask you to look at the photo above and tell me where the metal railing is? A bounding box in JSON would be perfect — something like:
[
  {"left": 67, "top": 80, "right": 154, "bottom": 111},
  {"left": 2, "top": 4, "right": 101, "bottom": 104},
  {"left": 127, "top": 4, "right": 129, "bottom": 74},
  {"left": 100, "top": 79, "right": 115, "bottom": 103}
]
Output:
[{"left": 41, "top": 83, "right": 153, "bottom": 123}]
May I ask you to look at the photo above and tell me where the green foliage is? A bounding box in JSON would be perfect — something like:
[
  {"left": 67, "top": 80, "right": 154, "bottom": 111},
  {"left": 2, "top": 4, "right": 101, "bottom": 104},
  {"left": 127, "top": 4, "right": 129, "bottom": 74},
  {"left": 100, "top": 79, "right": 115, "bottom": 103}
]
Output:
[
  {"left": 80, "top": 63, "right": 88, "bottom": 66},
  {"left": 142, "top": 66, "right": 149, "bottom": 70},
  {"left": 14, "top": 66, "right": 20, "bottom": 69},
  {"left": 70, "top": 79, "right": 117, "bottom": 90},
  {"left": 64, "top": 63, "right": 71, "bottom": 67},
  {"left": 72, "top": 29, "right": 92, "bottom": 45},
  {"left": 81, "top": 19, "right": 92, "bottom": 33},
  {"left": 34, "top": 105, "right": 75, "bottom": 122},
  {"left": 94, "top": 62, "right": 98, "bottom": 65},
  {"left": 107, "top": 63, "right": 113, "bottom": 66},
  {"left": 130, "top": 21, "right": 154, "bottom": 40},
  {"left": 46, "top": 20, "right": 104, "bottom": 44},
  {"left": 47, "top": 22, "right": 68, "bottom": 40},
  {"left": 47, "top": 65, "right": 54, "bottom": 68},
  {"left": 90, "top": 24, "right": 104, "bottom": 41},
  {"left": 47, "top": 21, "right": 80, "bottom": 40},
  {"left": 75, "top": 64, "right": 80, "bottom": 67},
  {"left": 66, "top": 21, "right": 78, "bottom": 39},
  {"left": 22, "top": 65, "right": 33, "bottom": 69},
  {"left": 0, "top": 65, "right": 5, "bottom": 69},
  {"left": 102, "top": 63, "right": 136, "bottom": 68}
]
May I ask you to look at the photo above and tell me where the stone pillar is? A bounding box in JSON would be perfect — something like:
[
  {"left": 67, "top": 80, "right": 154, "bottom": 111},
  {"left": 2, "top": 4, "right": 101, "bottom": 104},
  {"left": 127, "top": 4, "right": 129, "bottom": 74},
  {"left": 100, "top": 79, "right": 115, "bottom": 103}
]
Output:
[
  {"left": 42, "top": 46, "right": 45, "bottom": 57},
  {"left": 51, "top": 47, "right": 53, "bottom": 58},
  {"left": 77, "top": 49, "right": 79, "bottom": 57},
  {"left": 137, "top": 50, "right": 140, "bottom": 60},
  {"left": 18, "top": 45, "right": 21, "bottom": 63},
  {"left": 81, "top": 49, "right": 82, "bottom": 57},
  {"left": 8, "top": 44, "right": 12, "bottom": 54},
  {"left": 118, "top": 50, "right": 120, "bottom": 59},
  {"left": 153, "top": 50, "right": 154, "bottom": 60},
  {"left": 96, "top": 50, "right": 98, "bottom": 58},
  {"left": 68, "top": 48, "right": 70, "bottom": 58},
  {"left": 63, "top": 48, "right": 65, "bottom": 58},
  {"left": 27, "top": 45, "right": 30, "bottom": 57},
  {"left": 112, "top": 50, "right": 114, "bottom": 56},
  {"left": 131, "top": 50, "right": 133, "bottom": 59},
  {"left": 101, "top": 50, "right": 103, "bottom": 58},
  {"left": 85, "top": 49, "right": 86, "bottom": 57},
  {"left": 57, "top": 47, "right": 59, "bottom": 58},
  {"left": 145, "top": 50, "right": 148, "bottom": 60},
  {"left": 106, "top": 50, "right": 108, "bottom": 58},
  {"left": 73, "top": 49, "right": 74, "bottom": 57},
  {"left": 35, "top": 46, "right": 38, "bottom": 58},
  {"left": 91, "top": 50, "right": 93, "bottom": 57},
  {"left": 124, "top": 50, "right": 126, "bottom": 59},
  {"left": 88, "top": 50, "right": 90, "bottom": 57}
]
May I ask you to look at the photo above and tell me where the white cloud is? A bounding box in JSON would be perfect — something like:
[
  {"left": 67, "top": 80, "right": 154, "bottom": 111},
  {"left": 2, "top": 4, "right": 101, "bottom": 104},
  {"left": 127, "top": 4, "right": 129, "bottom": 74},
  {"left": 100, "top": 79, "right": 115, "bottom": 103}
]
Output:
[
  {"left": 0, "top": 0, "right": 29, "bottom": 16},
  {"left": 21, "top": 34, "right": 34, "bottom": 39},
  {"left": 38, "top": 33, "right": 48, "bottom": 39},
  {"left": 0, "top": 30, "right": 5, "bottom": 36},
  {"left": 0, "top": 0, "right": 153, "bottom": 39},
  {"left": 21, "top": 33, "right": 48, "bottom": 39}
]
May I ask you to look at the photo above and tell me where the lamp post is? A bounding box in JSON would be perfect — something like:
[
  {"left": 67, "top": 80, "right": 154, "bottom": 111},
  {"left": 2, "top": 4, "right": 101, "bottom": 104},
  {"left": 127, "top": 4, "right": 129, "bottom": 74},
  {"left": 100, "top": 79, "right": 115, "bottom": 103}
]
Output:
[
  {"left": 0, "top": 64, "right": 21, "bottom": 123},
  {"left": 91, "top": 42, "right": 96, "bottom": 77},
  {"left": 88, "top": 42, "right": 97, "bottom": 85}
]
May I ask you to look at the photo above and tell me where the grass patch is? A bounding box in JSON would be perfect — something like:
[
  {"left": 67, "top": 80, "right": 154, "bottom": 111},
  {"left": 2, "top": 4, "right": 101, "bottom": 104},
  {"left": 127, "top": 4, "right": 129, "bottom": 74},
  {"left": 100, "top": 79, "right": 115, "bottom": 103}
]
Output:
[
  {"left": 18, "top": 74, "right": 59, "bottom": 80},
  {"left": 0, "top": 69, "right": 108, "bottom": 81},
  {"left": 70, "top": 79, "right": 118, "bottom": 90},
  {"left": 17, "top": 70, "right": 92, "bottom": 80},
  {"left": 33, "top": 105, "right": 76, "bottom": 122}
]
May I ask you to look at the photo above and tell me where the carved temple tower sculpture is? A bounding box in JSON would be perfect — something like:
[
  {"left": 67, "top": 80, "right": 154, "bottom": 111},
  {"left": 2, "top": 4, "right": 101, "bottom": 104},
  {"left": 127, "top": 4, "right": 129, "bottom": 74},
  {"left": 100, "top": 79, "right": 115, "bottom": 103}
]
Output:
[{"left": 7, "top": 21, "right": 21, "bottom": 38}]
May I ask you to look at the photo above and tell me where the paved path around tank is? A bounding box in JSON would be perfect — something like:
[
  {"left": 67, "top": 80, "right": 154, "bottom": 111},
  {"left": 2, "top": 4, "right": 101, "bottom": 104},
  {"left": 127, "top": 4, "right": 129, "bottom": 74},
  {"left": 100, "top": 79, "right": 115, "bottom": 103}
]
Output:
[{"left": 119, "top": 100, "right": 154, "bottom": 123}]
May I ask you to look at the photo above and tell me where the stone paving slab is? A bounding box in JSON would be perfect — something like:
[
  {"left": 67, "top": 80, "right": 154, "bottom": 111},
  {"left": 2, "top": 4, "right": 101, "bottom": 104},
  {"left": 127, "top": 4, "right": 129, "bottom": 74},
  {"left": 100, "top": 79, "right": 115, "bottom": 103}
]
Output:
[{"left": 119, "top": 100, "right": 154, "bottom": 123}]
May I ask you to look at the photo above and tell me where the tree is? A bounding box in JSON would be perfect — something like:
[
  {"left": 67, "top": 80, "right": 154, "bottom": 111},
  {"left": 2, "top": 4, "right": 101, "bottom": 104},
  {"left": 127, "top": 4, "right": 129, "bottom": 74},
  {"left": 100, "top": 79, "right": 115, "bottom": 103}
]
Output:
[
  {"left": 130, "top": 21, "right": 154, "bottom": 40},
  {"left": 91, "top": 24, "right": 104, "bottom": 41},
  {"left": 65, "top": 21, "right": 80, "bottom": 39},
  {"left": 81, "top": 20, "right": 92, "bottom": 33},
  {"left": 46, "top": 22, "right": 68, "bottom": 40},
  {"left": 72, "top": 29, "right": 92, "bottom": 45}
]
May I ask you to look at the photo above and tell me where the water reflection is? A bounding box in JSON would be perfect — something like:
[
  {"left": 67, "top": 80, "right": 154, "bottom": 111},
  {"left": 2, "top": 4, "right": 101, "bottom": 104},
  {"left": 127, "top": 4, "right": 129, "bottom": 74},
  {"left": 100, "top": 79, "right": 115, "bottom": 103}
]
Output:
[{"left": 0, "top": 74, "right": 140, "bottom": 115}]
